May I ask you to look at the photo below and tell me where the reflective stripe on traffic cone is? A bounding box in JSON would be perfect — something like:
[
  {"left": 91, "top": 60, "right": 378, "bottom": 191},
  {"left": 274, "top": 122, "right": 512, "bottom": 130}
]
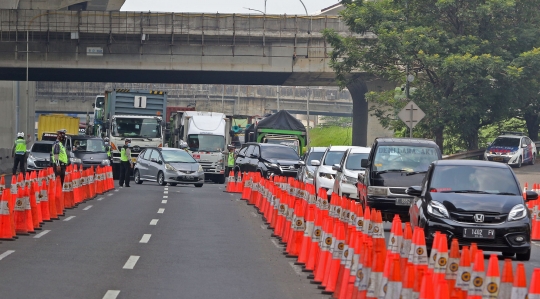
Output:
[
  {"left": 499, "top": 259, "right": 513, "bottom": 299},
  {"left": 29, "top": 182, "right": 42, "bottom": 230},
  {"left": 14, "top": 186, "right": 28, "bottom": 235},
  {"left": 39, "top": 178, "right": 51, "bottom": 222},
  {"left": 0, "top": 189, "right": 14, "bottom": 240},
  {"left": 467, "top": 249, "right": 485, "bottom": 299},
  {"left": 455, "top": 246, "right": 471, "bottom": 298},
  {"left": 510, "top": 263, "right": 527, "bottom": 299},
  {"left": 434, "top": 233, "right": 448, "bottom": 284},
  {"left": 528, "top": 268, "right": 540, "bottom": 299},
  {"left": 428, "top": 231, "right": 441, "bottom": 275}
]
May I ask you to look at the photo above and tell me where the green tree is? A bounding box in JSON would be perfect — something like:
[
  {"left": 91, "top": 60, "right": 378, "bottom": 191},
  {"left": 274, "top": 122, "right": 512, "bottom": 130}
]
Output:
[{"left": 324, "top": 0, "right": 540, "bottom": 151}]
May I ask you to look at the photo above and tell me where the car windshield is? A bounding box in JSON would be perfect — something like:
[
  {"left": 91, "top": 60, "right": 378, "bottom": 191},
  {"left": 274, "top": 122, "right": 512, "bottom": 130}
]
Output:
[
  {"left": 261, "top": 146, "right": 300, "bottom": 160},
  {"left": 265, "top": 138, "right": 300, "bottom": 153},
  {"left": 188, "top": 135, "right": 225, "bottom": 152},
  {"left": 72, "top": 139, "right": 106, "bottom": 153},
  {"left": 430, "top": 165, "right": 520, "bottom": 194},
  {"left": 112, "top": 118, "right": 161, "bottom": 139},
  {"left": 373, "top": 145, "right": 439, "bottom": 172},
  {"left": 161, "top": 150, "right": 197, "bottom": 163},
  {"left": 346, "top": 153, "right": 369, "bottom": 170},
  {"left": 491, "top": 137, "right": 520, "bottom": 147},
  {"left": 323, "top": 151, "right": 345, "bottom": 166},
  {"left": 307, "top": 151, "right": 324, "bottom": 166},
  {"left": 32, "top": 143, "right": 53, "bottom": 153}
]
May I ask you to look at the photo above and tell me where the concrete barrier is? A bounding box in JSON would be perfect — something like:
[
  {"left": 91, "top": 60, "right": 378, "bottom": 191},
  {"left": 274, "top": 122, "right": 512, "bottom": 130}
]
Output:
[{"left": 0, "top": 148, "right": 13, "bottom": 175}]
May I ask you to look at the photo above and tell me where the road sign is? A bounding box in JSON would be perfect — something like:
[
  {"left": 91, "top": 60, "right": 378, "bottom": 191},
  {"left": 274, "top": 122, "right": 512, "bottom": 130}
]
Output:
[{"left": 398, "top": 101, "right": 425, "bottom": 129}]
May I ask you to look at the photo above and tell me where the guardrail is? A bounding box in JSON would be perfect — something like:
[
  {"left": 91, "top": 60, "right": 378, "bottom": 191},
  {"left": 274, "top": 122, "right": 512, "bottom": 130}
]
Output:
[{"left": 442, "top": 149, "right": 485, "bottom": 160}]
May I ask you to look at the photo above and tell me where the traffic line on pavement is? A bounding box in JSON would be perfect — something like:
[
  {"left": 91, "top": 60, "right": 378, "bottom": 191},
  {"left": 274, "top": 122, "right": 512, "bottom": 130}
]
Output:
[
  {"left": 83, "top": 205, "right": 93, "bottom": 211},
  {"left": 102, "top": 290, "right": 120, "bottom": 299},
  {"left": 123, "top": 256, "right": 140, "bottom": 269},
  {"left": 271, "top": 239, "right": 283, "bottom": 249},
  {"left": 139, "top": 234, "right": 152, "bottom": 244},
  {"left": 164, "top": 187, "right": 168, "bottom": 190},
  {"left": 150, "top": 219, "right": 159, "bottom": 225},
  {"left": 236, "top": 198, "right": 240, "bottom": 202},
  {"left": 0, "top": 250, "right": 15, "bottom": 260},
  {"left": 34, "top": 230, "right": 51, "bottom": 238},
  {"left": 164, "top": 191, "right": 168, "bottom": 194},
  {"left": 288, "top": 262, "right": 304, "bottom": 276},
  {"left": 161, "top": 200, "right": 167, "bottom": 204},
  {"left": 97, "top": 197, "right": 104, "bottom": 201},
  {"left": 260, "top": 224, "right": 266, "bottom": 230},
  {"left": 250, "top": 212, "right": 258, "bottom": 218},
  {"left": 108, "top": 193, "right": 113, "bottom": 196},
  {"left": 63, "top": 216, "right": 76, "bottom": 222},
  {"left": 114, "top": 189, "right": 119, "bottom": 192},
  {"left": 533, "top": 241, "right": 540, "bottom": 247},
  {"left": 163, "top": 196, "right": 168, "bottom": 198},
  {"left": 158, "top": 208, "right": 165, "bottom": 214}
]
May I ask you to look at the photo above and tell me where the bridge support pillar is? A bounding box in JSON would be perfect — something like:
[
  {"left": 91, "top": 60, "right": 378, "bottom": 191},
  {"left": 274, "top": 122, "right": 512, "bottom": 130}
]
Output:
[
  {"left": 0, "top": 81, "right": 36, "bottom": 151},
  {"left": 347, "top": 79, "right": 369, "bottom": 147}
]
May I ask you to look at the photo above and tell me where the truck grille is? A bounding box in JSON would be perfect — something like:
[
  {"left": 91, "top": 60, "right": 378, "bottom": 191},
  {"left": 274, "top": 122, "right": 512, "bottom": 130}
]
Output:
[{"left": 199, "top": 161, "right": 217, "bottom": 172}]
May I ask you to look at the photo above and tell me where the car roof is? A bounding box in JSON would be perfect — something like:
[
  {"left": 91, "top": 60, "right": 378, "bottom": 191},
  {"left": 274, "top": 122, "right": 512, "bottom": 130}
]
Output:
[
  {"left": 309, "top": 147, "right": 326, "bottom": 152},
  {"left": 32, "top": 141, "right": 55, "bottom": 145},
  {"left": 349, "top": 147, "right": 371, "bottom": 154},
  {"left": 433, "top": 159, "right": 509, "bottom": 168},
  {"left": 243, "top": 142, "right": 292, "bottom": 148},
  {"left": 327, "top": 146, "right": 356, "bottom": 151},
  {"left": 375, "top": 137, "right": 437, "bottom": 144},
  {"left": 495, "top": 135, "right": 522, "bottom": 139},
  {"left": 160, "top": 147, "right": 187, "bottom": 151}
]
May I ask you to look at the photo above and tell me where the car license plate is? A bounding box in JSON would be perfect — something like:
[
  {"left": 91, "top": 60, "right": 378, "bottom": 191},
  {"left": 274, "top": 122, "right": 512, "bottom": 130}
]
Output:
[
  {"left": 395, "top": 198, "right": 412, "bottom": 206},
  {"left": 184, "top": 175, "right": 194, "bottom": 180},
  {"left": 463, "top": 228, "right": 495, "bottom": 239},
  {"left": 493, "top": 157, "right": 503, "bottom": 161}
]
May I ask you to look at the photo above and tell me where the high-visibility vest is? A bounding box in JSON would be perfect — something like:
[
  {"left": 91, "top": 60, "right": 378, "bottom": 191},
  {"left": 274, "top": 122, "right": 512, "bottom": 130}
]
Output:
[
  {"left": 228, "top": 152, "right": 235, "bottom": 166},
  {"left": 14, "top": 138, "right": 26, "bottom": 155},
  {"left": 120, "top": 147, "right": 128, "bottom": 162},
  {"left": 105, "top": 145, "right": 111, "bottom": 157},
  {"left": 51, "top": 142, "right": 68, "bottom": 164}
]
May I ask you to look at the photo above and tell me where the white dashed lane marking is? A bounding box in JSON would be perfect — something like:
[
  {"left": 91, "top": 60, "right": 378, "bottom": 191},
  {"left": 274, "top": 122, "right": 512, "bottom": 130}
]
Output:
[
  {"left": 107, "top": 193, "right": 113, "bottom": 197},
  {"left": 163, "top": 196, "right": 168, "bottom": 199},
  {"left": 123, "top": 256, "right": 140, "bottom": 269},
  {"left": 139, "top": 234, "right": 152, "bottom": 244},
  {"left": 271, "top": 239, "right": 283, "bottom": 249},
  {"left": 158, "top": 208, "right": 165, "bottom": 214},
  {"left": 164, "top": 191, "right": 168, "bottom": 194},
  {"left": 34, "top": 230, "right": 51, "bottom": 238},
  {"left": 63, "top": 216, "right": 76, "bottom": 222},
  {"left": 150, "top": 219, "right": 159, "bottom": 225},
  {"left": 0, "top": 250, "right": 15, "bottom": 260},
  {"left": 102, "top": 290, "right": 120, "bottom": 299},
  {"left": 161, "top": 200, "right": 167, "bottom": 204},
  {"left": 97, "top": 197, "right": 104, "bottom": 201},
  {"left": 83, "top": 205, "right": 93, "bottom": 211}
]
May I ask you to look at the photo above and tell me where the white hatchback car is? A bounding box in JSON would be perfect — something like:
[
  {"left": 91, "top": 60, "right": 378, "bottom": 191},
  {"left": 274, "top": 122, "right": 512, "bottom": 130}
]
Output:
[
  {"left": 484, "top": 132, "right": 536, "bottom": 168},
  {"left": 332, "top": 147, "right": 371, "bottom": 199},
  {"left": 312, "top": 146, "right": 356, "bottom": 198}
]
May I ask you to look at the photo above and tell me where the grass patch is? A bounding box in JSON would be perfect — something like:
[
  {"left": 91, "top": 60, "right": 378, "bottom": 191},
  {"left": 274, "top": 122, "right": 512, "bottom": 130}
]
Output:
[{"left": 309, "top": 126, "right": 352, "bottom": 147}]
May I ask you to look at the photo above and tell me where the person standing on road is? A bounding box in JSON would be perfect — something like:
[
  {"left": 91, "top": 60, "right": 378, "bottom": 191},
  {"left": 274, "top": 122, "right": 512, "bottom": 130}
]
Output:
[
  {"left": 119, "top": 138, "right": 133, "bottom": 187},
  {"left": 12, "top": 132, "right": 27, "bottom": 175},
  {"left": 225, "top": 144, "right": 236, "bottom": 176},
  {"left": 52, "top": 129, "right": 68, "bottom": 185}
]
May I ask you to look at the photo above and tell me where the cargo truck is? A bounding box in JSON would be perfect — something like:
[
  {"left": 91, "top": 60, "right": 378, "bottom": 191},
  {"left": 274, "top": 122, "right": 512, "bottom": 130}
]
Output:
[
  {"left": 175, "top": 111, "right": 231, "bottom": 184},
  {"left": 37, "top": 114, "right": 80, "bottom": 140},
  {"left": 92, "top": 89, "right": 167, "bottom": 177}
]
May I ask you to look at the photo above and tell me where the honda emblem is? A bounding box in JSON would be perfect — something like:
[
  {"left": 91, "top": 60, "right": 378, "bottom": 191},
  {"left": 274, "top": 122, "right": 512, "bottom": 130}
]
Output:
[{"left": 474, "top": 214, "right": 484, "bottom": 223}]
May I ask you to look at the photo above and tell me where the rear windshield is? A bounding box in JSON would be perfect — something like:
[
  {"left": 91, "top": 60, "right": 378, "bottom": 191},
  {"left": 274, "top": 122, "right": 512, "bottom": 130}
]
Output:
[
  {"left": 261, "top": 146, "right": 300, "bottom": 160},
  {"left": 430, "top": 165, "right": 520, "bottom": 194},
  {"left": 346, "top": 153, "right": 369, "bottom": 170},
  {"left": 491, "top": 137, "right": 520, "bottom": 147},
  {"left": 323, "top": 151, "right": 345, "bottom": 166},
  {"left": 373, "top": 145, "right": 439, "bottom": 172},
  {"left": 32, "top": 143, "right": 53, "bottom": 153}
]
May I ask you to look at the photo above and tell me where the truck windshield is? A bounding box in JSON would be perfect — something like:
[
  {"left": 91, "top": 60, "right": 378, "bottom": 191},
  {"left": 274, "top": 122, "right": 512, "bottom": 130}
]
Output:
[
  {"left": 113, "top": 118, "right": 161, "bottom": 139},
  {"left": 373, "top": 145, "right": 439, "bottom": 172},
  {"left": 188, "top": 135, "right": 225, "bottom": 152},
  {"left": 264, "top": 138, "right": 300, "bottom": 153},
  {"left": 72, "top": 139, "right": 106, "bottom": 153}
]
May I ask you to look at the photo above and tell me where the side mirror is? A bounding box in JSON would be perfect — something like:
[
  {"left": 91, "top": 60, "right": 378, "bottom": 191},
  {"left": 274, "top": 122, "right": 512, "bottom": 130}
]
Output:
[
  {"left": 406, "top": 186, "right": 422, "bottom": 197},
  {"left": 522, "top": 144, "right": 528, "bottom": 148},
  {"left": 332, "top": 164, "right": 342, "bottom": 172},
  {"left": 526, "top": 190, "right": 538, "bottom": 201},
  {"left": 361, "top": 159, "right": 369, "bottom": 168},
  {"left": 250, "top": 154, "right": 258, "bottom": 159},
  {"left": 311, "top": 160, "right": 320, "bottom": 166},
  {"left": 298, "top": 161, "right": 306, "bottom": 166},
  {"left": 158, "top": 160, "right": 163, "bottom": 164}
]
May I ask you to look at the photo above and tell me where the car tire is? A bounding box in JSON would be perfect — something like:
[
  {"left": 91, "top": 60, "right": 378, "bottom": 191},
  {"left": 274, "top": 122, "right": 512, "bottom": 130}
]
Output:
[
  {"left": 517, "top": 156, "right": 522, "bottom": 168},
  {"left": 516, "top": 248, "right": 531, "bottom": 261},
  {"left": 194, "top": 183, "right": 203, "bottom": 188},
  {"left": 157, "top": 171, "right": 166, "bottom": 186},
  {"left": 502, "top": 252, "right": 514, "bottom": 257},
  {"left": 217, "top": 175, "right": 226, "bottom": 184},
  {"left": 530, "top": 154, "right": 536, "bottom": 165},
  {"left": 134, "top": 170, "right": 143, "bottom": 184},
  {"left": 169, "top": 183, "right": 177, "bottom": 186}
]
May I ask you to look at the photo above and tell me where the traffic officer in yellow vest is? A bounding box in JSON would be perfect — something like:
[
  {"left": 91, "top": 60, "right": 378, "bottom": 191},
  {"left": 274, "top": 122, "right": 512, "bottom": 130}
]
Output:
[
  {"left": 118, "top": 138, "right": 133, "bottom": 187},
  {"left": 225, "top": 144, "right": 236, "bottom": 177},
  {"left": 12, "top": 132, "right": 27, "bottom": 175},
  {"left": 52, "top": 129, "right": 68, "bottom": 185}
]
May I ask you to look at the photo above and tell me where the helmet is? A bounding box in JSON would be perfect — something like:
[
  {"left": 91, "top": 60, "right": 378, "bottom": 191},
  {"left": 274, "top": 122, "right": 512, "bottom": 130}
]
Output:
[
  {"left": 17, "top": 132, "right": 24, "bottom": 138},
  {"left": 104, "top": 137, "right": 110, "bottom": 142},
  {"left": 57, "top": 129, "right": 67, "bottom": 134}
]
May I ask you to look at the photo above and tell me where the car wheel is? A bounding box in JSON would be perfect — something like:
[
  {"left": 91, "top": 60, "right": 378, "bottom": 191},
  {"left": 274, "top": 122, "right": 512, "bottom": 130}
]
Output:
[
  {"left": 516, "top": 248, "right": 531, "bottom": 261},
  {"left": 502, "top": 252, "right": 514, "bottom": 257},
  {"left": 517, "top": 156, "right": 522, "bottom": 168},
  {"left": 194, "top": 183, "right": 203, "bottom": 188},
  {"left": 169, "top": 183, "right": 177, "bottom": 186},
  {"left": 157, "top": 171, "right": 166, "bottom": 186},
  {"left": 134, "top": 170, "right": 143, "bottom": 184},
  {"left": 530, "top": 154, "right": 536, "bottom": 165}
]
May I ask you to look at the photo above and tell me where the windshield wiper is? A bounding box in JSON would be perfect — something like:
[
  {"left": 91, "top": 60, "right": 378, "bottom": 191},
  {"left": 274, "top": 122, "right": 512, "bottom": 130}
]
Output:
[
  {"left": 406, "top": 171, "right": 428, "bottom": 176},
  {"left": 441, "top": 190, "right": 490, "bottom": 194},
  {"left": 374, "top": 169, "right": 408, "bottom": 174},
  {"left": 494, "top": 192, "right": 518, "bottom": 195}
]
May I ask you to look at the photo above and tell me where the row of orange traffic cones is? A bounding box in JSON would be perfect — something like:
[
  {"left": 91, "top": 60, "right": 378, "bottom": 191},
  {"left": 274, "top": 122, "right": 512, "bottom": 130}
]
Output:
[
  {"left": 238, "top": 175, "right": 540, "bottom": 299},
  {"left": 0, "top": 165, "right": 114, "bottom": 240}
]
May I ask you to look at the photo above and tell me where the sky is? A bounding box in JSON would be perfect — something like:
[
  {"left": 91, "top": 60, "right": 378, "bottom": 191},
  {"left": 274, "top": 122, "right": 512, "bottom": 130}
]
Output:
[{"left": 121, "top": 0, "right": 340, "bottom": 15}]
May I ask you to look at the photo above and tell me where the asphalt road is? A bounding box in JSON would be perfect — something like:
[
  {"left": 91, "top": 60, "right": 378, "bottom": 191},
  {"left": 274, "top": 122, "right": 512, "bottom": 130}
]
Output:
[{"left": 0, "top": 162, "right": 539, "bottom": 298}]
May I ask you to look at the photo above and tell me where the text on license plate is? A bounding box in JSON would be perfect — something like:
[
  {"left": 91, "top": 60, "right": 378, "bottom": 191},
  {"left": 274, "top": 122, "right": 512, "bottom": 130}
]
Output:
[
  {"left": 183, "top": 175, "right": 194, "bottom": 180},
  {"left": 463, "top": 228, "right": 495, "bottom": 239},
  {"left": 395, "top": 198, "right": 412, "bottom": 206},
  {"left": 493, "top": 157, "right": 503, "bottom": 161}
]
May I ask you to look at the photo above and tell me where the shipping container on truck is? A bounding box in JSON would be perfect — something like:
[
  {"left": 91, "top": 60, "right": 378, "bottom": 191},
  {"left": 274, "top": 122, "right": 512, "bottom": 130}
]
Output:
[
  {"left": 92, "top": 89, "right": 167, "bottom": 178},
  {"left": 37, "top": 114, "right": 80, "bottom": 140}
]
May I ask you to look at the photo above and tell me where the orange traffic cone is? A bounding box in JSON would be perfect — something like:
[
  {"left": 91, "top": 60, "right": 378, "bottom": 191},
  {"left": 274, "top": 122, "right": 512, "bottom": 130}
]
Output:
[
  {"left": 285, "top": 199, "right": 306, "bottom": 258},
  {"left": 297, "top": 204, "right": 315, "bottom": 265},
  {"left": 445, "top": 239, "right": 460, "bottom": 293},
  {"left": 55, "top": 177, "right": 65, "bottom": 216},
  {"left": 48, "top": 177, "right": 59, "bottom": 220},
  {"left": 0, "top": 176, "right": 4, "bottom": 191},
  {"left": 481, "top": 254, "right": 500, "bottom": 299},
  {"left": 313, "top": 216, "right": 334, "bottom": 284},
  {"left": 401, "top": 263, "right": 415, "bottom": 299},
  {"left": 499, "top": 259, "right": 513, "bottom": 299},
  {"left": 435, "top": 279, "right": 450, "bottom": 299},
  {"left": 469, "top": 243, "right": 478, "bottom": 269},
  {"left": 400, "top": 222, "right": 413, "bottom": 278},
  {"left": 419, "top": 271, "right": 434, "bottom": 299},
  {"left": 412, "top": 267, "right": 426, "bottom": 299},
  {"left": 366, "top": 248, "right": 385, "bottom": 299},
  {"left": 13, "top": 186, "right": 28, "bottom": 235},
  {"left": 434, "top": 233, "right": 448, "bottom": 283},
  {"left": 356, "top": 240, "right": 373, "bottom": 299},
  {"left": 29, "top": 181, "right": 42, "bottom": 230},
  {"left": 39, "top": 179, "right": 51, "bottom": 222},
  {"left": 323, "top": 221, "right": 346, "bottom": 294},
  {"left": 455, "top": 246, "right": 471, "bottom": 298},
  {"left": 382, "top": 255, "right": 402, "bottom": 299},
  {"left": 241, "top": 173, "right": 251, "bottom": 200},
  {"left": 528, "top": 268, "right": 540, "bottom": 299},
  {"left": 0, "top": 189, "right": 14, "bottom": 240},
  {"left": 224, "top": 171, "right": 234, "bottom": 193},
  {"left": 511, "top": 263, "right": 527, "bottom": 299},
  {"left": 467, "top": 249, "right": 485, "bottom": 299},
  {"left": 428, "top": 231, "right": 441, "bottom": 275},
  {"left": 532, "top": 209, "right": 540, "bottom": 241}
]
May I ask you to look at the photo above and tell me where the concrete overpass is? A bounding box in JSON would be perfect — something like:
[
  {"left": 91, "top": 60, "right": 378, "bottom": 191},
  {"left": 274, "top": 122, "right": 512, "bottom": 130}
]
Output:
[{"left": 0, "top": 0, "right": 125, "bottom": 11}]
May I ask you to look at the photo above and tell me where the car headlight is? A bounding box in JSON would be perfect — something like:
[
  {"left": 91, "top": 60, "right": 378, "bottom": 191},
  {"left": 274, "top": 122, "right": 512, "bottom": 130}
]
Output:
[
  {"left": 368, "top": 186, "right": 387, "bottom": 196},
  {"left": 101, "top": 159, "right": 110, "bottom": 166},
  {"left": 306, "top": 169, "right": 314, "bottom": 179},
  {"left": 319, "top": 172, "right": 335, "bottom": 180},
  {"left": 165, "top": 163, "right": 176, "bottom": 171},
  {"left": 71, "top": 158, "right": 82, "bottom": 164},
  {"left": 508, "top": 204, "right": 527, "bottom": 221},
  {"left": 198, "top": 165, "right": 204, "bottom": 172},
  {"left": 427, "top": 201, "right": 449, "bottom": 218},
  {"left": 509, "top": 151, "right": 517, "bottom": 155},
  {"left": 264, "top": 162, "right": 278, "bottom": 168},
  {"left": 343, "top": 175, "right": 357, "bottom": 185}
]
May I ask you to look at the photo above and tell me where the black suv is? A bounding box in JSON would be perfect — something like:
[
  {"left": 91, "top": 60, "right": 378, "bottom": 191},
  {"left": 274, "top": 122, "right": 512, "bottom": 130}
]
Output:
[
  {"left": 358, "top": 138, "right": 442, "bottom": 221},
  {"left": 234, "top": 143, "right": 301, "bottom": 178}
]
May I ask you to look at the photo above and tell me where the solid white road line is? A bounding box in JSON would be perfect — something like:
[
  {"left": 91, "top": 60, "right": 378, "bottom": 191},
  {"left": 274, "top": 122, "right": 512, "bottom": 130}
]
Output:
[
  {"left": 63, "top": 216, "right": 76, "bottom": 221},
  {"left": 83, "top": 205, "right": 93, "bottom": 211},
  {"left": 102, "top": 290, "right": 120, "bottom": 299},
  {"left": 123, "top": 256, "right": 140, "bottom": 269},
  {"left": 163, "top": 196, "right": 168, "bottom": 199},
  {"left": 0, "top": 250, "right": 15, "bottom": 260},
  {"left": 250, "top": 212, "right": 258, "bottom": 217},
  {"left": 161, "top": 200, "right": 167, "bottom": 204},
  {"left": 158, "top": 208, "right": 165, "bottom": 214},
  {"left": 97, "top": 197, "right": 104, "bottom": 201},
  {"left": 34, "top": 230, "right": 51, "bottom": 238},
  {"left": 289, "top": 262, "right": 303, "bottom": 276},
  {"left": 139, "top": 234, "right": 151, "bottom": 243},
  {"left": 150, "top": 219, "right": 159, "bottom": 225}
]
